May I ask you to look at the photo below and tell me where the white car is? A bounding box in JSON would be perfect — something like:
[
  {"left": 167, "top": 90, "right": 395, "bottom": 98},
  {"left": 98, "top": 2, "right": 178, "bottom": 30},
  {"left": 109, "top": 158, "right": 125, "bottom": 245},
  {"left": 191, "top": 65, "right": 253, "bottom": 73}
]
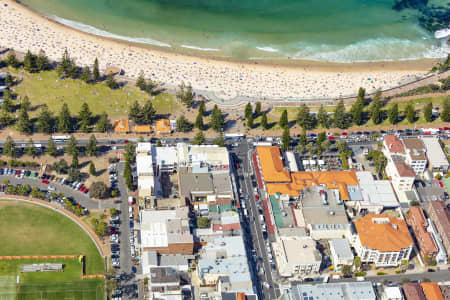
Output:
[{"left": 48, "top": 185, "right": 56, "bottom": 192}]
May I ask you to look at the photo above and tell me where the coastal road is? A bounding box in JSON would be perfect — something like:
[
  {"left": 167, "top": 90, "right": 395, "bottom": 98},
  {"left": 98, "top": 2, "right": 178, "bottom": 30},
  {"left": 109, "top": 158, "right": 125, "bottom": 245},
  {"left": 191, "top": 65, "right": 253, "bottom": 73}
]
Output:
[
  {"left": 332, "top": 270, "right": 450, "bottom": 285},
  {"left": 233, "top": 140, "right": 280, "bottom": 300}
]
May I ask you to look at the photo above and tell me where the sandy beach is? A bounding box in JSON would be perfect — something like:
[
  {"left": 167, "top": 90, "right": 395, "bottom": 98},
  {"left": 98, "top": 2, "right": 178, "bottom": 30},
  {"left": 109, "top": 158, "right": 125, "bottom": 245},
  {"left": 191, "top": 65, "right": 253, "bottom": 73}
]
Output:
[{"left": 0, "top": 0, "right": 438, "bottom": 101}]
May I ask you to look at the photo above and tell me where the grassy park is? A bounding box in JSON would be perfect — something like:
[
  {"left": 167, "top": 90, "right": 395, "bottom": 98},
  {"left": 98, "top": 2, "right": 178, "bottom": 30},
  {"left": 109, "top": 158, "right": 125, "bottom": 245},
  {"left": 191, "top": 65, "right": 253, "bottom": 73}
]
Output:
[
  {"left": 0, "top": 201, "right": 104, "bottom": 299},
  {"left": 4, "top": 67, "right": 182, "bottom": 118}
]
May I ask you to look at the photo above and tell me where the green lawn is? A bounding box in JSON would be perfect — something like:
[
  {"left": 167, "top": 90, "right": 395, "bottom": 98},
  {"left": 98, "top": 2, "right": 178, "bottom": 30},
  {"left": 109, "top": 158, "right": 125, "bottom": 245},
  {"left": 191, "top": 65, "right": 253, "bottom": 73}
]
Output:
[
  {"left": 0, "top": 259, "right": 104, "bottom": 300},
  {"left": 3, "top": 67, "right": 182, "bottom": 118},
  {"left": 0, "top": 202, "right": 104, "bottom": 275}
]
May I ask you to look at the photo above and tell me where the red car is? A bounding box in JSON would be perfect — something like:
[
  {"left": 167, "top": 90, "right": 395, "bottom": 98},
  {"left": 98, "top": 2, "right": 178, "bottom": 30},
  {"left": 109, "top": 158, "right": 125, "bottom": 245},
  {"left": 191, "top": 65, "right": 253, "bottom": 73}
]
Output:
[
  {"left": 83, "top": 188, "right": 89, "bottom": 194},
  {"left": 328, "top": 136, "right": 335, "bottom": 140},
  {"left": 255, "top": 194, "right": 259, "bottom": 201},
  {"left": 42, "top": 179, "right": 49, "bottom": 184}
]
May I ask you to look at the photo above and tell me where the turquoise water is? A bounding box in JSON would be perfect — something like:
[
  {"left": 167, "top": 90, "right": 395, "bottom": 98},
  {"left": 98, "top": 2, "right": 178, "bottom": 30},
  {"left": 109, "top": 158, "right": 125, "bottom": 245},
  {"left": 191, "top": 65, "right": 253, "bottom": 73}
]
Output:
[{"left": 20, "top": 0, "right": 450, "bottom": 62}]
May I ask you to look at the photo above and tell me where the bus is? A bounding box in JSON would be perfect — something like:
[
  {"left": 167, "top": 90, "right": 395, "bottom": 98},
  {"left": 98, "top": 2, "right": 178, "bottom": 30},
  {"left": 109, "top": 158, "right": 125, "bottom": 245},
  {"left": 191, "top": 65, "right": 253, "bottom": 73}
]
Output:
[{"left": 51, "top": 136, "right": 71, "bottom": 143}]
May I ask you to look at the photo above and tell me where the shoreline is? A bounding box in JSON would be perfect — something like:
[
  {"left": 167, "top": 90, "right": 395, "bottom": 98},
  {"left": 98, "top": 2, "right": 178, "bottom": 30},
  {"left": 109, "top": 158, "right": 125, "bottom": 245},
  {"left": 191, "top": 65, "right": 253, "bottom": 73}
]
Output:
[
  {"left": 15, "top": 0, "right": 439, "bottom": 72},
  {"left": 0, "top": 0, "right": 444, "bottom": 101}
]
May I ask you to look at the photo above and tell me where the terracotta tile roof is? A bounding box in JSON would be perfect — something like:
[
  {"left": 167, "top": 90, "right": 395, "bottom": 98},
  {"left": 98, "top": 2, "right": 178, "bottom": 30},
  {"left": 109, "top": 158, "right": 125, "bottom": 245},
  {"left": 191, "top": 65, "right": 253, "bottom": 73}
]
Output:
[
  {"left": 156, "top": 119, "right": 171, "bottom": 133},
  {"left": 265, "top": 170, "right": 358, "bottom": 199},
  {"left": 402, "top": 283, "right": 426, "bottom": 300},
  {"left": 212, "top": 223, "right": 241, "bottom": 232},
  {"left": 403, "top": 138, "right": 427, "bottom": 161},
  {"left": 256, "top": 146, "right": 291, "bottom": 183},
  {"left": 354, "top": 214, "right": 413, "bottom": 252},
  {"left": 113, "top": 119, "right": 130, "bottom": 133},
  {"left": 385, "top": 135, "right": 405, "bottom": 153},
  {"left": 395, "top": 162, "right": 416, "bottom": 177},
  {"left": 407, "top": 207, "right": 437, "bottom": 257},
  {"left": 134, "top": 124, "right": 152, "bottom": 133},
  {"left": 421, "top": 282, "right": 444, "bottom": 300}
]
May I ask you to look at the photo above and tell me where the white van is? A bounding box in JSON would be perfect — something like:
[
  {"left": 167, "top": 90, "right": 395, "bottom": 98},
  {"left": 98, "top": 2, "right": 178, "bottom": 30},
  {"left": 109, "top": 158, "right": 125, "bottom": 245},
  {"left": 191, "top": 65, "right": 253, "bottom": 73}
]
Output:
[{"left": 243, "top": 209, "right": 248, "bottom": 217}]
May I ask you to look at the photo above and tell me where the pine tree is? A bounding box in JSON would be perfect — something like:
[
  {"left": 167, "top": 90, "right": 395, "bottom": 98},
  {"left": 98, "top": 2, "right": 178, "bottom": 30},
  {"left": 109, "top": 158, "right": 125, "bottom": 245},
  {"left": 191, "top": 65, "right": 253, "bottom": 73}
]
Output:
[
  {"left": 214, "top": 134, "right": 225, "bottom": 147},
  {"left": 21, "top": 96, "right": 31, "bottom": 112},
  {"left": 123, "top": 161, "right": 133, "bottom": 190},
  {"left": 299, "top": 131, "right": 307, "bottom": 146},
  {"left": 406, "top": 103, "right": 416, "bottom": 123},
  {"left": 297, "top": 104, "right": 315, "bottom": 130},
  {"left": 183, "top": 84, "right": 194, "bottom": 107},
  {"left": 128, "top": 101, "right": 142, "bottom": 123},
  {"left": 96, "top": 112, "right": 110, "bottom": 132},
  {"left": 93, "top": 58, "right": 100, "bottom": 82},
  {"left": 0, "top": 111, "right": 13, "bottom": 127},
  {"left": 281, "top": 126, "right": 290, "bottom": 151},
  {"left": 176, "top": 115, "right": 191, "bottom": 132},
  {"left": 333, "top": 100, "right": 349, "bottom": 129},
  {"left": 66, "top": 135, "right": 78, "bottom": 156},
  {"left": 198, "top": 100, "right": 205, "bottom": 116},
  {"left": 106, "top": 74, "right": 118, "bottom": 89},
  {"left": 78, "top": 102, "right": 92, "bottom": 133},
  {"left": 254, "top": 101, "right": 261, "bottom": 116},
  {"left": 80, "top": 67, "right": 92, "bottom": 83},
  {"left": 358, "top": 87, "right": 366, "bottom": 103},
  {"left": 424, "top": 102, "right": 433, "bottom": 122},
  {"left": 210, "top": 105, "right": 224, "bottom": 132},
  {"left": 57, "top": 49, "right": 72, "bottom": 78},
  {"left": 350, "top": 99, "right": 364, "bottom": 126},
  {"left": 58, "top": 103, "right": 72, "bottom": 133},
  {"left": 245, "top": 102, "right": 253, "bottom": 119},
  {"left": 193, "top": 131, "right": 205, "bottom": 145},
  {"left": 86, "top": 135, "right": 98, "bottom": 156},
  {"left": 388, "top": 103, "right": 399, "bottom": 125},
  {"left": 89, "top": 161, "right": 96, "bottom": 176},
  {"left": 4, "top": 136, "right": 15, "bottom": 157},
  {"left": 136, "top": 71, "right": 146, "bottom": 90},
  {"left": 370, "top": 90, "right": 383, "bottom": 125},
  {"left": 17, "top": 109, "right": 32, "bottom": 134},
  {"left": 441, "top": 98, "right": 450, "bottom": 122},
  {"left": 26, "top": 139, "right": 38, "bottom": 158},
  {"left": 317, "top": 105, "right": 329, "bottom": 128},
  {"left": 195, "top": 112, "right": 204, "bottom": 130},
  {"left": 46, "top": 137, "right": 58, "bottom": 157},
  {"left": 36, "top": 50, "right": 49, "bottom": 71},
  {"left": 23, "top": 50, "right": 36, "bottom": 72},
  {"left": 261, "top": 112, "right": 268, "bottom": 130},
  {"left": 37, "top": 105, "right": 53, "bottom": 133},
  {"left": 1, "top": 95, "right": 14, "bottom": 113},
  {"left": 71, "top": 151, "right": 79, "bottom": 169},
  {"left": 142, "top": 100, "right": 156, "bottom": 124},
  {"left": 247, "top": 114, "right": 254, "bottom": 129},
  {"left": 6, "top": 50, "right": 18, "bottom": 68},
  {"left": 279, "top": 109, "right": 288, "bottom": 129},
  {"left": 5, "top": 73, "right": 13, "bottom": 87}
]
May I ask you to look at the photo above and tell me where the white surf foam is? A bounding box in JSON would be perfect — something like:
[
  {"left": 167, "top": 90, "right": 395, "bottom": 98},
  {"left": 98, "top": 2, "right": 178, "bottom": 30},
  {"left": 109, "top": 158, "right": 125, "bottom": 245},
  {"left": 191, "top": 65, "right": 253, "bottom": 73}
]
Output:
[
  {"left": 52, "top": 15, "right": 172, "bottom": 47},
  {"left": 255, "top": 46, "right": 280, "bottom": 53},
  {"left": 180, "top": 44, "right": 220, "bottom": 51}
]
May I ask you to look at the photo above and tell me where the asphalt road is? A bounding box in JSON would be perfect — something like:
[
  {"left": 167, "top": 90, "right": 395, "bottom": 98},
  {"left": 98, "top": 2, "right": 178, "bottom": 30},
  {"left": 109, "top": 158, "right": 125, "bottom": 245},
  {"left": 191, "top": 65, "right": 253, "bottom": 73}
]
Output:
[
  {"left": 116, "top": 162, "right": 139, "bottom": 299},
  {"left": 233, "top": 141, "right": 280, "bottom": 300},
  {"left": 0, "top": 174, "right": 115, "bottom": 210}
]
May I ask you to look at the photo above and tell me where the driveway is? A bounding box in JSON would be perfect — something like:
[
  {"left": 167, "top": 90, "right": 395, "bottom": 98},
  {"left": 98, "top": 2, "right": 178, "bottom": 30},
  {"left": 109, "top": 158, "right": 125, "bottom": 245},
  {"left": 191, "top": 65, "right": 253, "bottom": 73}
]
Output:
[{"left": 0, "top": 174, "right": 115, "bottom": 210}]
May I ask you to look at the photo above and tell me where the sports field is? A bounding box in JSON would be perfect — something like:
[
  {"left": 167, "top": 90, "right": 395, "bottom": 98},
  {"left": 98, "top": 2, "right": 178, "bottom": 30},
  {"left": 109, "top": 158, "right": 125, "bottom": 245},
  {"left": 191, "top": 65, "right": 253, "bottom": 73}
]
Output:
[{"left": 0, "top": 201, "right": 105, "bottom": 299}]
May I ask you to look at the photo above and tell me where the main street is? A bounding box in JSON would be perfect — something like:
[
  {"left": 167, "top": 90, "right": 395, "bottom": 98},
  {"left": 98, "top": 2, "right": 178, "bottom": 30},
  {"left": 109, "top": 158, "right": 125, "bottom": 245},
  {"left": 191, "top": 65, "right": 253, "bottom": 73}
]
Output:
[{"left": 232, "top": 140, "right": 280, "bottom": 300}]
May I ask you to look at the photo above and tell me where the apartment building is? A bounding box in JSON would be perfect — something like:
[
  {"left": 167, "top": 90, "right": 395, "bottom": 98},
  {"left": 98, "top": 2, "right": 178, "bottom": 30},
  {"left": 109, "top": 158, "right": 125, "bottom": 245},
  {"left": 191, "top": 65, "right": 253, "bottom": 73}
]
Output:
[
  {"left": 407, "top": 206, "right": 438, "bottom": 261},
  {"left": 352, "top": 215, "right": 413, "bottom": 267},
  {"left": 426, "top": 201, "right": 450, "bottom": 257},
  {"left": 403, "top": 138, "right": 427, "bottom": 175},
  {"left": 422, "top": 137, "right": 449, "bottom": 173}
]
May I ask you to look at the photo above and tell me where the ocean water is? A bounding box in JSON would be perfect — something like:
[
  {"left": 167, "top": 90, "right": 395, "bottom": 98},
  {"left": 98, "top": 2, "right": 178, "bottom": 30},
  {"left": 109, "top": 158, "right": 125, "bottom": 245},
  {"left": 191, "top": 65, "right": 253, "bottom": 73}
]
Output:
[{"left": 20, "top": 0, "right": 450, "bottom": 62}]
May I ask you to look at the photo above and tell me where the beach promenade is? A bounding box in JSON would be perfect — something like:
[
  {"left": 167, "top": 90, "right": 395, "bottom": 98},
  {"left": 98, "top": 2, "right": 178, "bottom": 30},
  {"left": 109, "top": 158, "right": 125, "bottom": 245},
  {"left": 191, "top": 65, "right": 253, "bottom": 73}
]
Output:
[{"left": 0, "top": 0, "right": 440, "bottom": 101}]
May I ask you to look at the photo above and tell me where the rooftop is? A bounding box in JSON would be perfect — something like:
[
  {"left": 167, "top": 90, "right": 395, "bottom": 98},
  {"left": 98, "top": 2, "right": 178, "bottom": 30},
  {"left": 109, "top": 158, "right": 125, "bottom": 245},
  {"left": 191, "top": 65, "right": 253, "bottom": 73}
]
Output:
[
  {"left": 156, "top": 119, "right": 171, "bottom": 133},
  {"left": 384, "top": 135, "right": 405, "bottom": 153},
  {"left": 150, "top": 267, "right": 179, "bottom": 284},
  {"left": 179, "top": 173, "right": 214, "bottom": 198},
  {"left": 137, "top": 154, "right": 154, "bottom": 176},
  {"left": 356, "top": 171, "right": 398, "bottom": 208},
  {"left": 212, "top": 173, "right": 233, "bottom": 195},
  {"left": 282, "top": 237, "right": 321, "bottom": 265},
  {"left": 384, "top": 287, "right": 403, "bottom": 299},
  {"left": 285, "top": 282, "right": 376, "bottom": 300},
  {"left": 353, "top": 214, "right": 413, "bottom": 252},
  {"left": 256, "top": 146, "right": 291, "bottom": 183},
  {"left": 408, "top": 206, "right": 437, "bottom": 254},
  {"left": 113, "top": 119, "right": 129, "bottom": 133},
  {"left": 134, "top": 124, "right": 152, "bottom": 133},
  {"left": 403, "top": 138, "right": 426, "bottom": 161},
  {"left": 153, "top": 146, "right": 178, "bottom": 166},
  {"left": 394, "top": 162, "right": 416, "bottom": 177},
  {"left": 402, "top": 283, "right": 426, "bottom": 300},
  {"left": 427, "top": 201, "right": 450, "bottom": 244},
  {"left": 422, "top": 137, "right": 449, "bottom": 168},
  {"left": 330, "top": 238, "right": 354, "bottom": 260},
  {"left": 421, "top": 282, "right": 444, "bottom": 300},
  {"left": 189, "top": 145, "right": 230, "bottom": 167}
]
